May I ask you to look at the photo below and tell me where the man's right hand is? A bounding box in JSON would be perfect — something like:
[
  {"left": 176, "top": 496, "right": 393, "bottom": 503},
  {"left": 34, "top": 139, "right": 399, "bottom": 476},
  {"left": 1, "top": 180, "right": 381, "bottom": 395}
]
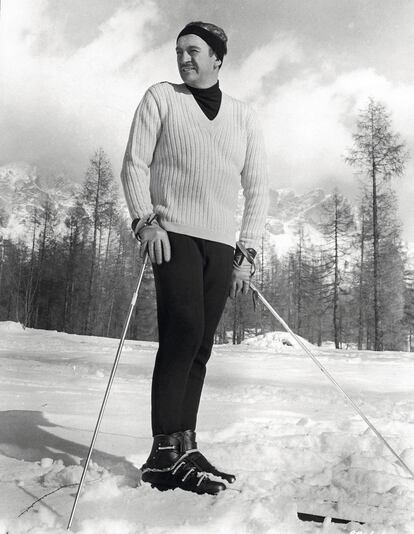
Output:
[{"left": 138, "top": 222, "right": 171, "bottom": 264}]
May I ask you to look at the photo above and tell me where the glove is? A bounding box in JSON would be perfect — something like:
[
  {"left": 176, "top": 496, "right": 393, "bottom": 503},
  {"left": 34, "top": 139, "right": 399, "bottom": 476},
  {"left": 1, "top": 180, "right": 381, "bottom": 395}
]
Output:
[
  {"left": 229, "top": 243, "right": 256, "bottom": 299},
  {"left": 132, "top": 215, "right": 171, "bottom": 265}
]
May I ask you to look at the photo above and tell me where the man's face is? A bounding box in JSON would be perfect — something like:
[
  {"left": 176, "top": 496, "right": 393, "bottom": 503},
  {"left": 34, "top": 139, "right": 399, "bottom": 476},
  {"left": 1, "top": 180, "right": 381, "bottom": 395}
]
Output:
[{"left": 176, "top": 34, "right": 220, "bottom": 88}]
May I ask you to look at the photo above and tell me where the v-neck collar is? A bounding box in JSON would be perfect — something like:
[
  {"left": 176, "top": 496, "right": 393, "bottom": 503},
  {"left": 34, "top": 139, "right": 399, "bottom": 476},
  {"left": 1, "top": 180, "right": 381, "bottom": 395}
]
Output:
[{"left": 182, "top": 84, "right": 226, "bottom": 126}]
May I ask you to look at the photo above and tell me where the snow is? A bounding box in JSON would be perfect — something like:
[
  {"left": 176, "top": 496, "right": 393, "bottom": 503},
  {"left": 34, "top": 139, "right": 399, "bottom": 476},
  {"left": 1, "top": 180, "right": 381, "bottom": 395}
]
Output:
[
  {"left": 242, "top": 330, "right": 315, "bottom": 351},
  {"left": 0, "top": 321, "right": 413, "bottom": 533}
]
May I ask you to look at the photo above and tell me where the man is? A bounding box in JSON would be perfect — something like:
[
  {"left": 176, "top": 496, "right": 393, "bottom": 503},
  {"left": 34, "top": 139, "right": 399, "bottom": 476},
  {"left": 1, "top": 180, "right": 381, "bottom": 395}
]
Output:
[{"left": 121, "top": 21, "right": 268, "bottom": 495}]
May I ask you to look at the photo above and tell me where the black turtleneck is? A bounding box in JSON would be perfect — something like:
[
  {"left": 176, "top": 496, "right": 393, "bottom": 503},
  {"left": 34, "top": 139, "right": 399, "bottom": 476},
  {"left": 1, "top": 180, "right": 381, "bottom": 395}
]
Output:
[{"left": 185, "top": 81, "right": 222, "bottom": 121}]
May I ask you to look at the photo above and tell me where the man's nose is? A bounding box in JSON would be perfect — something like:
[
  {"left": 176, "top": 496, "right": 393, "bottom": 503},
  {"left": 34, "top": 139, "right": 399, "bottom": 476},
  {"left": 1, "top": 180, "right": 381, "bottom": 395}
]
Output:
[{"left": 180, "top": 50, "right": 191, "bottom": 63}]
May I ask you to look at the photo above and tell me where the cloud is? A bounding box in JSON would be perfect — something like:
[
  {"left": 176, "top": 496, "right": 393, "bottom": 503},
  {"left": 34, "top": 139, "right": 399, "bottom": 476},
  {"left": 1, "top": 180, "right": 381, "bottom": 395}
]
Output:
[
  {"left": 1, "top": 0, "right": 414, "bottom": 238},
  {"left": 0, "top": 0, "right": 176, "bottom": 177},
  {"left": 252, "top": 66, "right": 414, "bottom": 189},
  {"left": 244, "top": 64, "right": 414, "bottom": 238},
  {"left": 1, "top": 2, "right": 303, "bottom": 182},
  {"left": 221, "top": 36, "right": 302, "bottom": 101}
]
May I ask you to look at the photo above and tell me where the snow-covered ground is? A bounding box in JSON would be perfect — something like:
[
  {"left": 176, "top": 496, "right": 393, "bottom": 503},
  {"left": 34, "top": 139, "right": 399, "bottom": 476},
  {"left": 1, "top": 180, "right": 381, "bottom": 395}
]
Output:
[{"left": 0, "top": 321, "right": 413, "bottom": 534}]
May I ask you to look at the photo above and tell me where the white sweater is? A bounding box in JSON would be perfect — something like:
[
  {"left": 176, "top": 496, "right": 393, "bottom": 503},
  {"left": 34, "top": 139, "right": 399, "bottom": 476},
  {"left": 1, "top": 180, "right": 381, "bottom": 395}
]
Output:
[{"left": 121, "top": 82, "right": 268, "bottom": 248}]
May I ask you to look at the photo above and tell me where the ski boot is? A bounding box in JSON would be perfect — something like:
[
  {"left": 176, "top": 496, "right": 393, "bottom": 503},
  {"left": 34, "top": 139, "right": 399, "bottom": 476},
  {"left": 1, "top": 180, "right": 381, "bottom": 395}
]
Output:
[
  {"left": 181, "top": 430, "right": 236, "bottom": 484},
  {"left": 141, "top": 432, "right": 226, "bottom": 495}
]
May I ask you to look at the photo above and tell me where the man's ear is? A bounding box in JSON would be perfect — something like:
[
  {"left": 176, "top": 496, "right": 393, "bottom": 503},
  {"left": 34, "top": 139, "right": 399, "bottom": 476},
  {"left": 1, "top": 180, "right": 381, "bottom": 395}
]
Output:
[{"left": 214, "top": 57, "right": 222, "bottom": 69}]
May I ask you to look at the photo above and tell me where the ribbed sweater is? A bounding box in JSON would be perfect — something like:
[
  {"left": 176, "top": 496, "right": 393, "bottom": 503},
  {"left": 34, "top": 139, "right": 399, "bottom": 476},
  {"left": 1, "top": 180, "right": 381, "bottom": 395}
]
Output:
[{"left": 121, "top": 82, "right": 268, "bottom": 248}]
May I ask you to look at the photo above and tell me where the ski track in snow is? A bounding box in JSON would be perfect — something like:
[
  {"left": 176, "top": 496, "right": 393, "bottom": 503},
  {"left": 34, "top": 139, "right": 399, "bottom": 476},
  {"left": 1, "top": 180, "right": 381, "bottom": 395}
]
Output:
[{"left": 0, "top": 322, "right": 413, "bottom": 533}]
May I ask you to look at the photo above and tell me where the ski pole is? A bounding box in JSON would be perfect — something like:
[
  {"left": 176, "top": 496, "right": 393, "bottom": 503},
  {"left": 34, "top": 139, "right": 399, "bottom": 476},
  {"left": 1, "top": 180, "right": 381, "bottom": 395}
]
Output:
[
  {"left": 249, "top": 280, "right": 414, "bottom": 480},
  {"left": 67, "top": 253, "right": 149, "bottom": 530}
]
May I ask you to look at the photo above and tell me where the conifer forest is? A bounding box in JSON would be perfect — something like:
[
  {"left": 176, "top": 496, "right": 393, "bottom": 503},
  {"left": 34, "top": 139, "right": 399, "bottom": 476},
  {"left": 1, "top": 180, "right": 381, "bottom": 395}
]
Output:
[{"left": 1, "top": 99, "right": 413, "bottom": 351}]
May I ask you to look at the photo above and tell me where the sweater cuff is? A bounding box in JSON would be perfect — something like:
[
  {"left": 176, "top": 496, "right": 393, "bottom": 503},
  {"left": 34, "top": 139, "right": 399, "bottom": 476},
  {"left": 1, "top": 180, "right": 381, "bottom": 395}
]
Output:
[{"left": 238, "top": 236, "right": 258, "bottom": 249}]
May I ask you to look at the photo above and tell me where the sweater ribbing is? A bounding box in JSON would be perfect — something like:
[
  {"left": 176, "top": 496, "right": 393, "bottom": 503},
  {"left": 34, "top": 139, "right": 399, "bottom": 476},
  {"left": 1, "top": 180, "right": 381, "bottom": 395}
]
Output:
[{"left": 121, "top": 82, "right": 268, "bottom": 248}]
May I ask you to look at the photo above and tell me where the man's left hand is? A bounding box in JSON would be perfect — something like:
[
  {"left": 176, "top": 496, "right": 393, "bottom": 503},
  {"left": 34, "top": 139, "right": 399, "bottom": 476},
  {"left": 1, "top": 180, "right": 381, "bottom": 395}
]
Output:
[
  {"left": 229, "top": 243, "right": 256, "bottom": 298},
  {"left": 229, "top": 262, "right": 252, "bottom": 298}
]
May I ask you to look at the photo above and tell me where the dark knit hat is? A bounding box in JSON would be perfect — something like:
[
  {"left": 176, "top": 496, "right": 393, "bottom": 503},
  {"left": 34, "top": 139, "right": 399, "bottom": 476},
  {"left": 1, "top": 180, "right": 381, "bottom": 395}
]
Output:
[{"left": 177, "top": 23, "right": 227, "bottom": 62}]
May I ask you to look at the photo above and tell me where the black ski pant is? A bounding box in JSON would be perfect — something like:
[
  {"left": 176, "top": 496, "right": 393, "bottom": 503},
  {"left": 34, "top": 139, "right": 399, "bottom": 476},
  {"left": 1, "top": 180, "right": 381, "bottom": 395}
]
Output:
[{"left": 151, "top": 232, "right": 234, "bottom": 436}]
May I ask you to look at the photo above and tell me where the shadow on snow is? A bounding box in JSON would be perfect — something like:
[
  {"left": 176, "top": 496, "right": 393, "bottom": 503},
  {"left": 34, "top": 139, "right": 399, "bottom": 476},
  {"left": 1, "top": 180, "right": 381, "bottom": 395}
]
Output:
[{"left": 0, "top": 410, "right": 140, "bottom": 485}]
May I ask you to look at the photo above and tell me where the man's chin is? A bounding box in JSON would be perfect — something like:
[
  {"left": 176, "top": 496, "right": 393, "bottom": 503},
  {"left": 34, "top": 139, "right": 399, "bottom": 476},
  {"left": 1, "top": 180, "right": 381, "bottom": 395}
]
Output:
[{"left": 180, "top": 71, "right": 198, "bottom": 82}]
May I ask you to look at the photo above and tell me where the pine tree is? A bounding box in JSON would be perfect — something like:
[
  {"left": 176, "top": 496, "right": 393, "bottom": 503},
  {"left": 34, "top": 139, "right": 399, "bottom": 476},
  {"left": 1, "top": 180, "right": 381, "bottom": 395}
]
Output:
[
  {"left": 81, "top": 148, "right": 116, "bottom": 335},
  {"left": 355, "top": 202, "right": 370, "bottom": 349},
  {"left": 403, "top": 267, "right": 414, "bottom": 351},
  {"left": 351, "top": 179, "right": 406, "bottom": 349},
  {"left": 319, "top": 190, "right": 355, "bottom": 348},
  {"left": 376, "top": 187, "right": 405, "bottom": 349},
  {"left": 345, "top": 99, "right": 409, "bottom": 350},
  {"left": 0, "top": 238, "right": 4, "bottom": 303}
]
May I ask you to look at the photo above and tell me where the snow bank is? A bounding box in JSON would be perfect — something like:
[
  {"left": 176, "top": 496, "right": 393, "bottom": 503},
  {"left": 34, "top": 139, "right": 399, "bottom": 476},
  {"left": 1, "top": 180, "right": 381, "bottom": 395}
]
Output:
[
  {"left": 0, "top": 321, "right": 25, "bottom": 333},
  {"left": 1, "top": 324, "right": 414, "bottom": 533},
  {"left": 242, "top": 330, "right": 315, "bottom": 352},
  {"left": 81, "top": 478, "right": 122, "bottom": 501},
  {"left": 40, "top": 460, "right": 108, "bottom": 488},
  {"left": 75, "top": 519, "right": 138, "bottom": 534}
]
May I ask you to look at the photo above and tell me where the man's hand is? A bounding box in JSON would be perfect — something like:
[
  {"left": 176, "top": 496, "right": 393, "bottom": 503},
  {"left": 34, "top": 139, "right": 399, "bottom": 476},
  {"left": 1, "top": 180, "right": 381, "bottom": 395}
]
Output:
[
  {"left": 139, "top": 222, "right": 171, "bottom": 264},
  {"left": 230, "top": 263, "right": 252, "bottom": 298},
  {"left": 132, "top": 217, "right": 171, "bottom": 265},
  {"left": 229, "top": 243, "right": 256, "bottom": 298}
]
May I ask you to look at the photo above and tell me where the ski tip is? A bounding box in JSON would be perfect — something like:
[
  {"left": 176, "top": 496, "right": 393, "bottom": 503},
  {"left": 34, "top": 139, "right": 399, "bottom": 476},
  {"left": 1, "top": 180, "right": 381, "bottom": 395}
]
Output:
[{"left": 297, "top": 512, "right": 365, "bottom": 525}]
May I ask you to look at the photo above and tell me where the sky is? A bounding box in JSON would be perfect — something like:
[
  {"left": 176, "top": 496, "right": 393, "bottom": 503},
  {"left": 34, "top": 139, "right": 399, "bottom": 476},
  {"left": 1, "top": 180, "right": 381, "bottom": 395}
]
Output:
[{"left": 1, "top": 0, "right": 414, "bottom": 239}]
